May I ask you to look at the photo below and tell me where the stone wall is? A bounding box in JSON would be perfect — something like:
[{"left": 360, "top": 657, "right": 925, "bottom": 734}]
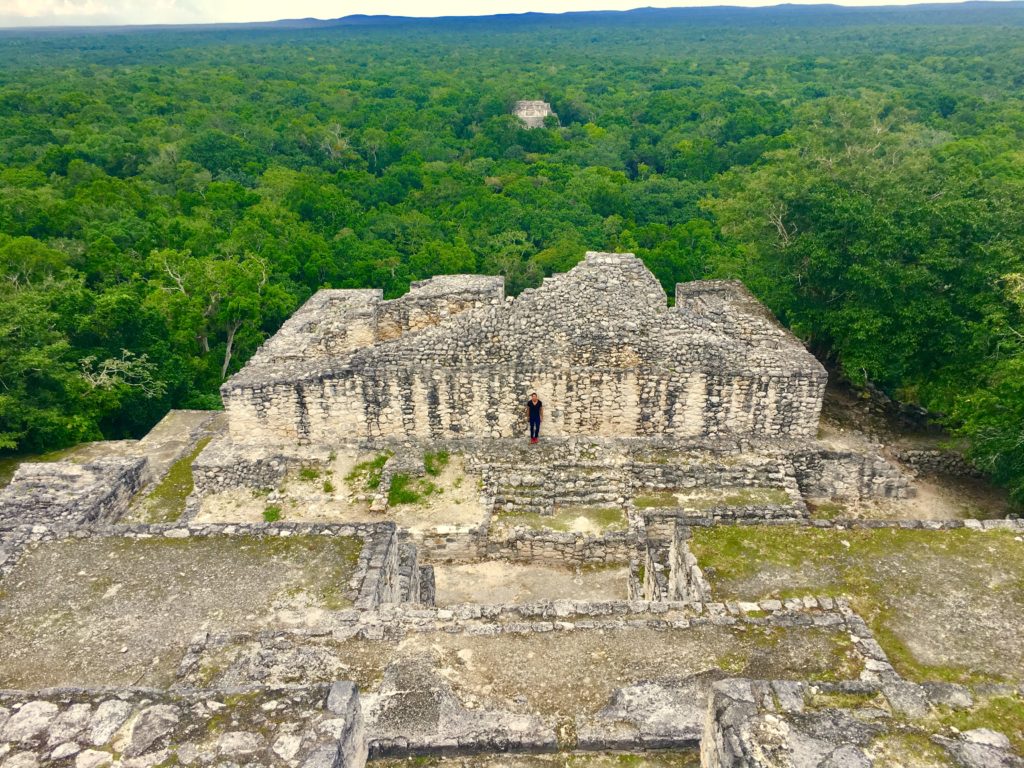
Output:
[
  {"left": 793, "top": 448, "right": 914, "bottom": 500},
  {"left": 512, "top": 100, "right": 556, "bottom": 128},
  {"left": 0, "top": 457, "right": 147, "bottom": 528},
  {"left": 700, "top": 678, "right": 1019, "bottom": 768},
  {"left": 895, "top": 447, "right": 985, "bottom": 479},
  {"left": 222, "top": 253, "right": 826, "bottom": 446}
]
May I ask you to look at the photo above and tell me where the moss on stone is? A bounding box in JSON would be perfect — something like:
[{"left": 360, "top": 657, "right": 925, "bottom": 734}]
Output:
[
  {"left": 868, "top": 732, "right": 955, "bottom": 768},
  {"left": 937, "top": 695, "right": 1024, "bottom": 754},
  {"left": 690, "top": 526, "right": 1024, "bottom": 684},
  {"left": 140, "top": 437, "right": 212, "bottom": 523},
  {"left": 495, "top": 506, "right": 627, "bottom": 533}
]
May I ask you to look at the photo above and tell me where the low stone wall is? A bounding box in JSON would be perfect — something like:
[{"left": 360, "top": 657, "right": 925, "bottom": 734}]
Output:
[
  {"left": 483, "top": 528, "right": 638, "bottom": 567},
  {"left": 895, "top": 447, "right": 985, "bottom": 479},
  {"left": 0, "top": 457, "right": 147, "bottom": 528},
  {"left": 793, "top": 448, "right": 913, "bottom": 500},
  {"left": 190, "top": 437, "right": 292, "bottom": 496},
  {"left": 671, "top": 525, "right": 712, "bottom": 602}
]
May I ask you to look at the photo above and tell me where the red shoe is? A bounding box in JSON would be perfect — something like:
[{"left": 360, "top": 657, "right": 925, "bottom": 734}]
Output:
[{"left": 531, "top": 437, "right": 538, "bottom": 443}]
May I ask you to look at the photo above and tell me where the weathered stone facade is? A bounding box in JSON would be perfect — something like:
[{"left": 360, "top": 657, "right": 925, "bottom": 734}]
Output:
[
  {"left": 512, "top": 99, "right": 557, "bottom": 128},
  {"left": 222, "top": 253, "right": 827, "bottom": 445}
]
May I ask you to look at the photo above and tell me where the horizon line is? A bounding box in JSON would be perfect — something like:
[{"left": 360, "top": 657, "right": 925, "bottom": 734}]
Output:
[{"left": 0, "top": 0, "right": 1021, "bottom": 32}]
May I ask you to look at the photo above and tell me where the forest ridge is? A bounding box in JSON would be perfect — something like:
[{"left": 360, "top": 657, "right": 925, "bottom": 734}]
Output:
[{"left": 0, "top": 4, "right": 1022, "bottom": 502}]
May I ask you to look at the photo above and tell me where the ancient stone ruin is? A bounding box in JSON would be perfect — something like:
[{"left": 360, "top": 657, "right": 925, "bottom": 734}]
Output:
[
  {"left": 512, "top": 99, "right": 557, "bottom": 128},
  {"left": 0, "top": 251, "right": 1021, "bottom": 768}
]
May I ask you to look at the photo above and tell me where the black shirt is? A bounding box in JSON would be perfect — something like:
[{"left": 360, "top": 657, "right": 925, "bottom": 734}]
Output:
[{"left": 527, "top": 399, "right": 543, "bottom": 420}]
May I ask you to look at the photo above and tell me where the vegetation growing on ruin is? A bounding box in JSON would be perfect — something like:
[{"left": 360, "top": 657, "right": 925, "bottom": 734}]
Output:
[
  {"left": 494, "top": 506, "right": 627, "bottom": 532},
  {"left": 690, "top": 526, "right": 1024, "bottom": 684},
  {"left": 262, "top": 505, "right": 282, "bottom": 522},
  {"left": 634, "top": 487, "right": 792, "bottom": 510},
  {"left": 345, "top": 452, "right": 392, "bottom": 491},
  {"left": 938, "top": 695, "right": 1024, "bottom": 754},
  {"left": 138, "top": 436, "right": 211, "bottom": 523},
  {"left": 372, "top": 752, "right": 700, "bottom": 767},
  {"left": 0, "top": 8, "right": 1022, "bottom": 500},
  {"left": 423, "top": 450, "right": 450, "bottom": 477},
  {"left": 387, "top": 473, "right": 440, "bottom": 506}
]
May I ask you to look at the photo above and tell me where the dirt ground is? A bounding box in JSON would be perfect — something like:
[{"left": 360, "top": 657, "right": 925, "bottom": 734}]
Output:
[
  {"left": 193, "top": 448, "right": 376, "bottom": 524},
  {"left": 384, "top": 454, "right": 487, "bottom": 533},
  {"left": 408, "top": 624, "right": 861, "bottom": 720},
  {"left": 178, "top": 635, "right": 394, "bottom": 691},
  {"left": 817, "top": 384, "right": 1012, "bottom": 520},
  {"left": 433, "top": 561, "right": 630, "bottom": 605},
  {"left": 176, "top": 622, "right": 860, "bottom": 720},
  {"left": 690, "top": 526, "right": 1024, "bottom": 684},
  {"left": 0, "top": 535, "right": 362, "bottom": 689}
]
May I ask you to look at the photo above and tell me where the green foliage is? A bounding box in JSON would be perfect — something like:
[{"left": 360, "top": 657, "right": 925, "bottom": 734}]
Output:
[
  {"left": 423, "top": 450, "right": 450, "bottom": 477},
  {"left": 263, "top": 505, "right": 282, "bottom": 523},
  {"left": 141, "top": 436, "right": 211, "bottom": 523},
  {"left": 938, "top": 695, "right": 1024, "bottom": 754},
  {"left": 0, "top": 10, "right": 1021, "bottom": 498},
  {"left": 345, "top": 452, "right": 392, "bottom": 491},
  {"left": 298, "top": 467, "right": 321, "bottom": 481},
  {"left": 387, "top": 473, "right": 440, "bottom": 506}
]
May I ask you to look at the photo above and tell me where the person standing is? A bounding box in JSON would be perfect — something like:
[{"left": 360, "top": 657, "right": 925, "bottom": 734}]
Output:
[{"left": 526, "top": 392, "right": 543, "bottom": 443}]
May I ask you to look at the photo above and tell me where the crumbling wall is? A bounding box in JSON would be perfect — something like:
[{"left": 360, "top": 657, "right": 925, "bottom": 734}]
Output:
[
  {"left": 794, "top": 449, "right": 914, "bottom": 500},
  {"left": 894, "top": 447, "right": 985, "bottom": 479},
  {"left": 0, "top": 457, "right": 147, "bottom": 527}
]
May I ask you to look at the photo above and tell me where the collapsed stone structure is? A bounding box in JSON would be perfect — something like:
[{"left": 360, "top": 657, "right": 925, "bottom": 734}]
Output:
[{"left": 512, "top": 99, "right": 557, "bottom": 128}]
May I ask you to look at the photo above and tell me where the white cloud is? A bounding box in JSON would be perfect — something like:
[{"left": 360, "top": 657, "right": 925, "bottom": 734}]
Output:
[{"left": 0, "top": 0, "right": 985, "bottom": 27}]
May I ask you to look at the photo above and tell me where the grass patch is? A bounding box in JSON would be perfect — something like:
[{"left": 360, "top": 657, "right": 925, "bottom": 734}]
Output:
[
  {"left": 634, "top": 492, "right": 679, "bottom": 509},
  {"left": 345, "top": 451, "right": 392, "bottom": 490},
  {"left": 807, "top": 500, "right": 847, "bottom": 520},
  {"left": 868, "top": 733, "right": 956, "bottom": 768},
  {"left": 805, "top": 689, "right": 884, "bottom": 710},
  {"left": 937, "top": 695, "right": 1024, "bottom": 754},
  {"left": 636, "top": 487, "right": 792, "bottom": 511},
  {"left": 495, "top": 506, "right": 627, "bottom": 533},
  {"left": 323, "top": 480, "right": 335, "bottom": 493},
  {"left": 299, "top": 466, "right": 321, "bottom": 481},
  {"left": 140, "top": 437, "right": 211, "bottom": 523},
  {"left": 387, "top": 473, "right": 439, "bottom": 506},
  {"left": 423, "top": 450, "right": 450, "bottom": 476},
  {"left": 690, "top": 526, "right": 1024, "bottom": 685},
  {"left": 719, "top": 488, "right": 792, "bottom": 506},
  {"left": 263, "top": 505, "right": 282, "bottom": 522}
]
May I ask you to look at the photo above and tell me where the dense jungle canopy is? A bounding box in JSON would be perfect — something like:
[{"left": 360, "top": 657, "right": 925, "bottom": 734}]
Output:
[{"left": 0, "top": 4, "right": 1023, "bottom": 500}]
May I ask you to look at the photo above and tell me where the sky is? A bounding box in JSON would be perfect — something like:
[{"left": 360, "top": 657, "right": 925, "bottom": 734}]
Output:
[{"left": 0, "top": 0, "right": 994, "bottom": 27}]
